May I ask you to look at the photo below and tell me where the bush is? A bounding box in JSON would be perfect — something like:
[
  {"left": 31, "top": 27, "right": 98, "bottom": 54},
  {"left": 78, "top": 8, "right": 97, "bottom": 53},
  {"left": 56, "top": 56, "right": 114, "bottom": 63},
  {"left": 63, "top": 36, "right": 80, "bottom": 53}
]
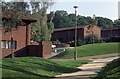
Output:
[
  {"left": 84, "top": 35, "right": 100, "bottom": 44},
  {"left": 101, "top": 36, "right": 120, "bottom": 43},
  {"left": 77, "top": 39, "right": 86, "bottom": 46}
]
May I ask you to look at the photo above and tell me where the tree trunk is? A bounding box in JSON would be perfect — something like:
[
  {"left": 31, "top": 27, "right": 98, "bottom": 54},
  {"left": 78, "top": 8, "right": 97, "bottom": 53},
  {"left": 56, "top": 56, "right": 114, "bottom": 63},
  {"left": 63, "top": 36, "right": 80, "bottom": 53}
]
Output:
[
  {"left": 92, "top": 26, "right": 94, "bottom": 44},
  {"left": 11, "top": 31, "right": 14, "bottom": 58}
]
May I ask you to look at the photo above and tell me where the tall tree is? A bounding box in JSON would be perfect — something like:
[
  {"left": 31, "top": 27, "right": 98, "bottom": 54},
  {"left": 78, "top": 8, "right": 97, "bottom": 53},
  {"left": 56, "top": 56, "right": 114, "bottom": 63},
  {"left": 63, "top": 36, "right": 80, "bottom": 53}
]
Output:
[
  {"left": 77, "top": 15, "right": 88, "bottom": 25},
  {"left": 68, "top": 13, "right": 76, "bottom": 26},
  {"left": 97, "top": 17, "right": 113, "bottom": 29},
  {"left": 113, "top": 20, "right": 120, "bottom": 28},
  {"left": 53, "top": 10, "right": 69, "bottom": 28},
  {"left": 30, "top": 0, "right": 54, "bottom": 42},
  {"left": 90, "top": 14, "right": 98, "bottom": 43}
]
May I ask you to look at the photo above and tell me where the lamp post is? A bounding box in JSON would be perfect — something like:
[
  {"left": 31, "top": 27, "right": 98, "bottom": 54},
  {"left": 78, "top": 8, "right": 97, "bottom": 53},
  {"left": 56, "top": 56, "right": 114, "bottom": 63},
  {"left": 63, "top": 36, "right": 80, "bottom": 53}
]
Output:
[
  {"left": 73, "top": 6, "right": 78, "bottom": 60},
  {"left": 92, "top": 14, "right": 96, "bottom": 44}
]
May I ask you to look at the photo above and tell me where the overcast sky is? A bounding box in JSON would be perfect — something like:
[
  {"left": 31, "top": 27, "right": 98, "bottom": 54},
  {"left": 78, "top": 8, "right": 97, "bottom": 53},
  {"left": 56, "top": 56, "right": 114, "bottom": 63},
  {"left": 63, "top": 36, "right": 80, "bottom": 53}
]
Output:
[
  {"left": 49, "top": 0, "right": 119, "bottom": 21},
  {"left": 5, "top": 0, "right": 119, "bottom": 20}
]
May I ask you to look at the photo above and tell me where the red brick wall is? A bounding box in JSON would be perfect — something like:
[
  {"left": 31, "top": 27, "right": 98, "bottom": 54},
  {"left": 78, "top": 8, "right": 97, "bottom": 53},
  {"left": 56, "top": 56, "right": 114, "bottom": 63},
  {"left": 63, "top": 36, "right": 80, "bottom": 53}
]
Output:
[
  {"left": 28, "top": 41, "right": 52, "bottom": 58},
  {"left": 39, "top": 41, "right": 52, "bottom": 58},
  {"left": 84, "top": 25, "right": 101, "bottom": 38},
  {"left": 1, "top": 25, "right": 31, "bottom": 58}
]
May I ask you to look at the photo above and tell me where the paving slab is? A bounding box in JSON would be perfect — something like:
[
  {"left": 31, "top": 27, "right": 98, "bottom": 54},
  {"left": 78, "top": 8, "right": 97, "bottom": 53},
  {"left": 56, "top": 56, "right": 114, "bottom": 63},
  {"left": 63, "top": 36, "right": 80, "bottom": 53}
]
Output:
[{"left": 53, "top": 56, "right": 119, "bottom": 79}]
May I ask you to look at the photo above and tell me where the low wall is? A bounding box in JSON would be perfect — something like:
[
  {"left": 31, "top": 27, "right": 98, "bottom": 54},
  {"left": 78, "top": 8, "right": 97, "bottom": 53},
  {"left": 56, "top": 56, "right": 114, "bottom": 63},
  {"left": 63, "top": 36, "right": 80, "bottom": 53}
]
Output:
[
  {"left": 39, "top": 41, "right": 52, "bottom": 58},
  {"left": 1, "top": 41, "right": 52, "bottom": 58},
  {"left": 28, "top": 41, "right": 52, "bottom": 58}
]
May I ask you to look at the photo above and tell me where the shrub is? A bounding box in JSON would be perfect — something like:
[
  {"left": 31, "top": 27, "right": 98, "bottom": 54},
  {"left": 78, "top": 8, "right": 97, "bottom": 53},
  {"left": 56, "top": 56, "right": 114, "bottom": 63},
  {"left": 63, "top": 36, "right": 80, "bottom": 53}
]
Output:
[
  {"left": 84, "top": 34, "right": 100, "bottom": 44},
  {"left": 77, "top": 39, "right": 86, "bottom": 46}
]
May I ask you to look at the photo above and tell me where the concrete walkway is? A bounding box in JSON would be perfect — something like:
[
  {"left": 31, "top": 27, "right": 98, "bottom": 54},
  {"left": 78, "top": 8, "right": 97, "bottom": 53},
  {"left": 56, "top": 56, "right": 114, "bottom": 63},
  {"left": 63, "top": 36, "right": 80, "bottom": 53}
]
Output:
[
  {"left": 51, "top": 53, "right": 118, "bottom": 60},
  {"left": 53, "top": 56, "right": 119, "bottom": 79}
]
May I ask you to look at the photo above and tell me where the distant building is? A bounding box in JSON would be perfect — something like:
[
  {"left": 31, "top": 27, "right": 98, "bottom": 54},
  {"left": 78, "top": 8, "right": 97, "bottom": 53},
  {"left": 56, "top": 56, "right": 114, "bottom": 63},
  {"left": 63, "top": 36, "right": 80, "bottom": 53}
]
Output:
[
  {"left": 52, "top": 25, "right": 101, "bottom": 43},
  {"left": 101, "top": 28, "right": 120, "bottom": 38}
]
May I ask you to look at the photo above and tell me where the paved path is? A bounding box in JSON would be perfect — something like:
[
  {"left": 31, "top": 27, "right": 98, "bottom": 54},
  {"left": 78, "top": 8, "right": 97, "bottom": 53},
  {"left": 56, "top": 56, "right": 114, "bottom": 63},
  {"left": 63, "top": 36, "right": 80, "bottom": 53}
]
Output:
[
  {"left": 52, "top": 56, "right": 119, "bottom": 79},
  {"left": 51, "top": 53, "right": 119, "bottom": 60}
]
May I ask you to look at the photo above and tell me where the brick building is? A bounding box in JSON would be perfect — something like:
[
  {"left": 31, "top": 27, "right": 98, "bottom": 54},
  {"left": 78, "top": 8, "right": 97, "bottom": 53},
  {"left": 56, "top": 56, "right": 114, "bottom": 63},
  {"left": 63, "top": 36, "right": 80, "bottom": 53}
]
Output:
[
  {"left": 101, "top": 28, "right": 120, "bottom": 42},
  {"left": 101, "top": 28, "right": 120, "bottom": 38},
  {"left": 52, "top": 25, "right": 101, "bottom": 43},
  {"left": 0, "top": 12, "right": 36, "bottom": 58},
  {"left": 0, "top": 12, "right": 52, "bottom": 58}
]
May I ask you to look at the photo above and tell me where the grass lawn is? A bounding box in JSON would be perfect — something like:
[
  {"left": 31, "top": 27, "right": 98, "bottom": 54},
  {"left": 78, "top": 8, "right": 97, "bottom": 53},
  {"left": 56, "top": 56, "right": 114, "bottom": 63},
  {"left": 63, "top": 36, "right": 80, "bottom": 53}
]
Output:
[
  {"left": 52, "top": 42, "right": 119, "bottom": 59},
  {"left": 93, "top": 58, "right": 120, "bottom": 79},
  {"left": 0, "top": 57, "right": 90, "bottom": 79}
]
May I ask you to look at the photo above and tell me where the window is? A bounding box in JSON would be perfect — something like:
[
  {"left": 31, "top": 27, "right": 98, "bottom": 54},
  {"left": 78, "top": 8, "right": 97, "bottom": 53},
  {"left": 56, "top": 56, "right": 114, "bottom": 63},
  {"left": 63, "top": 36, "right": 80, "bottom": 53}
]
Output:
[
  {"left": 8, "top": 41, "right": 11, "bottom": 49},
  {"left": 0, "top": 40, "right": 17, "bottom": 49},
  {"left": 6, "top": 41, "right": 9, "bottom": 49},
  {"left": 1, "top": 41, "right": 5, "bottom": 48},
  {"left": 13, "top": 41, "right": 17, "bottom": 49}
]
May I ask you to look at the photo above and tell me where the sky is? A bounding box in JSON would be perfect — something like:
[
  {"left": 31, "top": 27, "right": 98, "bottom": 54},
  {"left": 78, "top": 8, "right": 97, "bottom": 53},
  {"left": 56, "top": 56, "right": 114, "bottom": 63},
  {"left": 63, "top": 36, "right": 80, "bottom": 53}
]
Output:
[
  {"left": 49, "top": 0, "right": 120, "bottom": 21},
  {"left": 4, "top": 0, "right": 120, "bottom": 20}
]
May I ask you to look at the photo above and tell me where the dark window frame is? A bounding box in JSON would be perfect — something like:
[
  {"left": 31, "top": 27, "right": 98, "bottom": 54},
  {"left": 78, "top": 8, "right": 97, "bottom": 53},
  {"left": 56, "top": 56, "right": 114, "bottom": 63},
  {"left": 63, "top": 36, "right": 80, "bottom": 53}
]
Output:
[{"left": 1, "top": 40, "right": 17, "bottom": 49}]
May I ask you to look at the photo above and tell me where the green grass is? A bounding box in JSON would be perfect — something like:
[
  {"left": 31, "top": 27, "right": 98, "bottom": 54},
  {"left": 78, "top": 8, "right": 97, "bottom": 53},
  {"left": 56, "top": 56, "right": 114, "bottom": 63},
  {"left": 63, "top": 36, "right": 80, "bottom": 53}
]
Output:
[
  {"left": 52, "top": 43, "right": 119, "bottom": 59},
  {"left": 0, "top": 57, "right": 90, "bottom": 79},
  {"left": 93, "top": 58, "right": 120, "bottom": 79},
  {"left": 52, "top": 59, "right": 90, "bottom": 68}
]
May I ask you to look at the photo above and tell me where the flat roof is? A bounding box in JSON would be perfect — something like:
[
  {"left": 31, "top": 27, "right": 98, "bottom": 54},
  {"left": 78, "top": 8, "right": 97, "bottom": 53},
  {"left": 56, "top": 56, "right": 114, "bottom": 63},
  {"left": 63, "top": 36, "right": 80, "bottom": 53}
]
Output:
[
  {"left": 54, "top": 25, "right": 89, "bottom": 32},
  {"left": 1, "top": 12, "right": 36, "bottom": 22}
]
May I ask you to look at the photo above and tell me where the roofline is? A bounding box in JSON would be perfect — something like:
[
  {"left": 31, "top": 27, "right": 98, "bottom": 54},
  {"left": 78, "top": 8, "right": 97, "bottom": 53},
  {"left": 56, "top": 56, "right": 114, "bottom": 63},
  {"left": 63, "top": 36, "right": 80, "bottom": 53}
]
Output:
[
  {"left": 1, "top": 12, "right": 37, "bottom": 23},
  {"left": 54, "top": 25, "right": 89, "bottom": 31},
  {"left": 101, "top": 28, "right": 120, "bottom": 31},
  {"left": 54, "top": 25, "right": 101, "bottom": 32}
]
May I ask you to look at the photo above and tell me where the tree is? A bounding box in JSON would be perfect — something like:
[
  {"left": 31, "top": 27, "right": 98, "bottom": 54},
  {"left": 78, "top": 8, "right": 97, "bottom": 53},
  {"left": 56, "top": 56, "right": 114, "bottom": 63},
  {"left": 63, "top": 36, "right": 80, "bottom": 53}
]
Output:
[
  {"left": 77, "top": 15, "right": 88, "bottom": 25},
  {"left": 47, "top": 12, "right": 55, "bottom": 40},
  {"left": 113, "top": 20, "right": 120, "bottom": 28},
  {"left": 68, "top": 13, "right": 76, "bottom": 26},
  {"left": 30, "top": 0, "right": 54, "bottom": 42},
  {"left": 90, "top": 14, "right": 98, "bottom": 43},
  {"left": 97, "top": 17, "right": 113, "bottom": 29},
  {"left": 53, "top": 10, "right": 69, "bottom": 28}
]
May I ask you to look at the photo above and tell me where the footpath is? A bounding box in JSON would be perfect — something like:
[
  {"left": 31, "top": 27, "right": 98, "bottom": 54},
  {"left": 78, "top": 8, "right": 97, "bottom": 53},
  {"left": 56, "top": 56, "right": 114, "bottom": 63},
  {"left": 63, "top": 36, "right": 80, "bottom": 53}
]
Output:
[{"left": 52, "top": 56, "right": 119, "bottom": 79}]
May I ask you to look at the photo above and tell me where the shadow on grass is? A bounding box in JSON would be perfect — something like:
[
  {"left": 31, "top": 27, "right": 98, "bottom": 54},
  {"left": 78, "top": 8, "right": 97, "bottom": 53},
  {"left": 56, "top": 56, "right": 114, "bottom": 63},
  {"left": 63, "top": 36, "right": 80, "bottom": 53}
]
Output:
[
  {"left": 5, "top": 58, "right": 80, "bottom": 73},
  {"left": 1, "top": 57, "right": 80, "bottom": 78},
  {"left": 2, "top": 64, "right": 51, "bottom": 79}
]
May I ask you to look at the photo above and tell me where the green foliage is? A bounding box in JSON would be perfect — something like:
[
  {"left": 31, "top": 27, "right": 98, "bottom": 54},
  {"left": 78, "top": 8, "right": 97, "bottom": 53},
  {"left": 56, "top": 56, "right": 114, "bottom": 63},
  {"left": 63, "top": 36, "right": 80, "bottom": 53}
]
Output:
[
  {"left": 1, "top": 57, "right": 90, "bottom": 78},
  {"left": 52, "top": 10, "right": 115, "bottom": 29},
  {"left": 113, "top": 20, "right": 120, "bottom": 28},
  {"left": 97, "top": 17, "right": 113, "bottom": 29},
  {"left": 2, "top": 1, "right": 28, "bottom": 32},
  {"left": 30, "top": 1, "right": 55, "bottom": 42},
  {"left": 84, "top": 35, "right": 100, "bottom": 44},
  {"left": 53, "top": 10, "right": 69, "bottom": 28},
  {"left": 77, "top": 15, "right": 89, "bottom": 25},
  {"left": 52, "top": 43, "right": 119, "bottom": 59},
  {"left": 77, "top": 39, "right": 86, "bottom": 46}
]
